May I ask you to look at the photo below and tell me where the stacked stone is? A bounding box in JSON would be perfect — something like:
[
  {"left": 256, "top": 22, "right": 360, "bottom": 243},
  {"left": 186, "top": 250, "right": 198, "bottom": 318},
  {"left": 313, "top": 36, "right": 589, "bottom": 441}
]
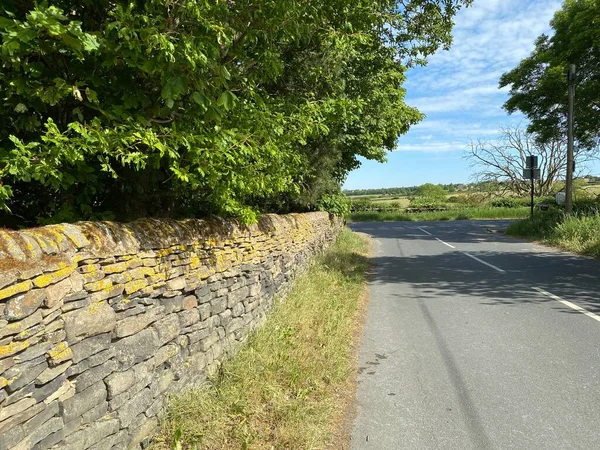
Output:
[{"left": 0, "top": 213, "right": 341, "bottom": 450}]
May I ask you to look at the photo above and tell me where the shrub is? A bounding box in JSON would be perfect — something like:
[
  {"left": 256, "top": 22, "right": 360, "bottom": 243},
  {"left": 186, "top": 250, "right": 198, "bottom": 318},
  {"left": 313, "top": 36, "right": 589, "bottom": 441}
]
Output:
[
  {"left": 349, "top": 198, "right": 375, "bottom": 212},
  {"left": 414, "top": 183, "right": 447, "bottom": 199},
  {"left": 316, "top": 194, "right": 350, "bottom": 217},
  {"left": 409, "top": 197, "right": 446, "bottom": 209},
  {"left": 507, "top": 211, "right": 600, "bottom": 258},
  {"left": 490, "top": 198, "right": 520, "bottom": 208},
  {"left": 506, "top": 211, "right": 562, "bottom": 238}
]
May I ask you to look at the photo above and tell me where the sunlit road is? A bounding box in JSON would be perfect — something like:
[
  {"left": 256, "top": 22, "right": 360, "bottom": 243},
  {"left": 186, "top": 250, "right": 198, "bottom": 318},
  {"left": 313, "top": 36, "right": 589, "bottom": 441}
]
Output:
[{"left": 350, "top": 220, "right": 600, "bottom": 450}]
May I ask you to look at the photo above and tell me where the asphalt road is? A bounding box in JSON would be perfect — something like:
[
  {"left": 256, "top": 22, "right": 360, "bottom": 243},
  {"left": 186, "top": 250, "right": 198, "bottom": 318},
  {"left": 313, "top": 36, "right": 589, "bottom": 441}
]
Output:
[{"left": 349, "top": 220, "right": 600, "bottom": 450}]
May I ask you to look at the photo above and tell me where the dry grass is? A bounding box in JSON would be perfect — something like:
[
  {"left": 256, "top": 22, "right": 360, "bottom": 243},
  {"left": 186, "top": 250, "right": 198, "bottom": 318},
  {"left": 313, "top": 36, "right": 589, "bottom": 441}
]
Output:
[{"left": 152, "top": 229, "right": 370, "bottom": 450}]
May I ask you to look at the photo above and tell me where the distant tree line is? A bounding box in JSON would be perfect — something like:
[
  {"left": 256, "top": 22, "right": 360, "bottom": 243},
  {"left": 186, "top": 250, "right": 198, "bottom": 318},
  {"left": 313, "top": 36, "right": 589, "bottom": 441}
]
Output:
[
  {"left": 0, "top": 0, "right": 471, "bottom": 228},
  {"left": 344, "top": 183, "right": 468, "bottom": 197}
]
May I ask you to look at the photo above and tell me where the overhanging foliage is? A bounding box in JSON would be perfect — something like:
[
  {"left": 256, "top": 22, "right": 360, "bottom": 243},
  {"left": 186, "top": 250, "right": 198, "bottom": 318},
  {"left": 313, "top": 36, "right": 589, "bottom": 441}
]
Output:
[{"left": 0, "top": 0, "right": 470, "bottom": 225}]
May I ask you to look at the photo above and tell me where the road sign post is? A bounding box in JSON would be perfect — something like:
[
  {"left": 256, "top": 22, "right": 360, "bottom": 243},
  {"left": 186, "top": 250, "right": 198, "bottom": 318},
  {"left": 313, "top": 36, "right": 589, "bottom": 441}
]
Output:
[
  {"left": 531, "top": 177, "right": 534, "bottom": 219},
  {"left": 523, "top": 156, "right": 541, "bottom": 219}
]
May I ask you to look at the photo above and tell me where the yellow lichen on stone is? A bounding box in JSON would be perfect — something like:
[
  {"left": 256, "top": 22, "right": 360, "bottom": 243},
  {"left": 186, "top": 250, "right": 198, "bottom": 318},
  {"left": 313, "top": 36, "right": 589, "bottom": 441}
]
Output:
[
  {"left": 32, "top": 264, "right": 77, "bottom": 288},
  {"left": 196, "top": 266, "right": 215, "bottom": 280},
  {"left": 47, "top": 342, "right": 73, "bottom": 364},
  {"left": 204, "top": 238, "right": 218, "bottom": 248},
  {"left": 0, "top": 280, "right": 33, "bottom": 301},
  {"left": 124, "top": 278, "right": 148, "bottom": 295},
  {"left": 128, "top": 267, "right": 155, "bottom": 279},
  {"left": 88, "top": 300, "right": 105, "bottom": 315},
  {"left": 86, "top": 278, "right": 113, "bottom": 292},
  {"left": 46, "top": 227, "right": 65, "bottom": 244},
  {"left": 189, "top": 254, "right": 201, "bottom": 269},
  {"left": 103, "top": 258, "right": 141, "bottom": 274},
  {"left": 0, "top": 231, "right": 26, "bottom": 260},
  {"left": 0, "top": 340, "right": 29, "bottom": 357},
  {"left": 78, "top": 264, "right": 99, "bottom": 274},
  {"left": 156, "top": 244, "right": 187, "bottom": 258}
]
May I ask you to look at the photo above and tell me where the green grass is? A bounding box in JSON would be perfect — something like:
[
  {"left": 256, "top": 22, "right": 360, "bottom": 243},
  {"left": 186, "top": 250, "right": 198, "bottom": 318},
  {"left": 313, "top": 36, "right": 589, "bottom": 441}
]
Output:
[
  {"left": 153, "top": 229, "right": 370, "bottom": 450},
  {"left": 507, "top": 212, "right": 600, "bottom": 258},
  {"left": 348, "top": 206, "right": 530, "bottom": 222}
]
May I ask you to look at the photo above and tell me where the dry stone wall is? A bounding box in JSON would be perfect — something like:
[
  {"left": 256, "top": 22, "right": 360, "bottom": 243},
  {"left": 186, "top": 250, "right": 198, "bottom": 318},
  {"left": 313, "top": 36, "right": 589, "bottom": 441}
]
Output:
[{"left": 0, "top": 212, "right": 341, "bottom": 450}]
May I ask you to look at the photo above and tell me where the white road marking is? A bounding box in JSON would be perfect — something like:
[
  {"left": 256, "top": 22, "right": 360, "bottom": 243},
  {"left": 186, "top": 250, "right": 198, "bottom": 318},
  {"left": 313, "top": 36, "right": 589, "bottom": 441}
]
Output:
[
  {"left": 417, "top": 227, "right": 432, "bottom": 236},
  {"left": 533, "top": 287, "right": 600, "bottom": 323},
  {"left": 435, "top": 238, "right": 455, "bottom": 249},
  {"left": 462, "top": 252, "right": 506, "bottom": 273},
  {"left": 429, "top": 230, "right": 505, "bottom": 274}
]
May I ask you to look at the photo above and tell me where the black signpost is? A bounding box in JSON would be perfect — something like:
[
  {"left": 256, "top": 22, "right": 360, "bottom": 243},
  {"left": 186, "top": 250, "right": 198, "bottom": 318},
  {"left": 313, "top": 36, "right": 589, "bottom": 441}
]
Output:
[{"left": 523, "top": 155, "right": 540, "bottom": 219}]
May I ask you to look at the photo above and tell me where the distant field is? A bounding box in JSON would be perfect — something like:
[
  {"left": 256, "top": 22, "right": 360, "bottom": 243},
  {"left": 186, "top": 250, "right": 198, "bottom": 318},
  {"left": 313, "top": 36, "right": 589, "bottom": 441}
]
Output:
[
  {"left": 582, "top": 184, "right": 600, "bottom": 195},
  {"left": 349, "top": 206, "right": 530, "bottom": 222},
  {"left": 345, "top": 182, "right": 600, "bottom": 222},
  {"left": 371, "top": 197, "right": 411, "bottom": 207}
]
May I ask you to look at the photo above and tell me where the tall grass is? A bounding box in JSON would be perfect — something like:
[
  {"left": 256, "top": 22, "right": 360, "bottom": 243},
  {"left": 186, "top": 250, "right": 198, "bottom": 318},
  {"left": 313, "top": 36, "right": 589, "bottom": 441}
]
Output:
[
  {"left": 507, "top": 212, "right": 600, "bottom": 258},
  {"left": 153, "top": 229, "right": 370, "bottom": 449},
  {"left": 349, "top": 206, "right": 530, "bottom": 222}
]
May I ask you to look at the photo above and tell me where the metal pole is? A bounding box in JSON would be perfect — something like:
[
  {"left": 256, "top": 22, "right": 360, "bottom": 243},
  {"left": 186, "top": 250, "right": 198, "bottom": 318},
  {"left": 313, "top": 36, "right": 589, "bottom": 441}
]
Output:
[
  {"left": 531, "top": 177, "right": 534, "bottom": 219},
  {"left": 565, "top": 64, "right": 576, "bottom": 214}
]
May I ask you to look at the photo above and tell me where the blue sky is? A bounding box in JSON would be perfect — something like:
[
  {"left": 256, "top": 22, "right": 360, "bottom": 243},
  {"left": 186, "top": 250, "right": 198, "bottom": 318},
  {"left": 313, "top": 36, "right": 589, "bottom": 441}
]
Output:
[{"left": 344, "top": 0, "right": 597, "bottom": 190}]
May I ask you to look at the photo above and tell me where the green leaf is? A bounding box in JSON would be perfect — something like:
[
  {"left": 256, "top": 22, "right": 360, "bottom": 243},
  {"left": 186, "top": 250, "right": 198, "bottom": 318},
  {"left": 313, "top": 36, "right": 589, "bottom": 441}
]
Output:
[
  {"left": 204, "top": 107, "right": 222, "bottom": 122},
  {"left": 80, "top": 34, "right": 100, "bottom": 52},
  {"left": 0, "top": 16, "right": 14, "bottom": 29},
  {"left": 217, "top": 91, "right": 237, "bottom": 110},
  {"left": 161, "top": 77, "right": 186, "bottom": 100},
  {"left": 190, "top": 91, "right": 205, "bottom": 106},
  {"left": 85, "top": 88, "right": 98, "bottom": 103}
]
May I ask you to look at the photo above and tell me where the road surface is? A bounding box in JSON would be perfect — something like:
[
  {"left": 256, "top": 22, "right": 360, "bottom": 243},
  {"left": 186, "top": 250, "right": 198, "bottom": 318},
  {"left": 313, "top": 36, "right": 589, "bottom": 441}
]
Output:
[{"left": 350, "top": 220, "right": 600, "bottom": 450}]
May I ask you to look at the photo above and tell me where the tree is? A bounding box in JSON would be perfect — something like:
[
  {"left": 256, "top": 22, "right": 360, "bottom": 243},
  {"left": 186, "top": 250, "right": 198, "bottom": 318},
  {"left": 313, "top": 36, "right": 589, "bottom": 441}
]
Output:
[
  {"left": 0, "top": 1, "right": 471, "bottom": 226},
  {"left": 465, "top": 126, "right": 597, "bottom": 197},
  {"left": 415, "top": 183, "right": 447, "bottom": 199},
  {"left": 499, "top": 0, "right": 600, "bottom": 149},
  {"left": 409, "top": 183, "right": 447, "bottom": 208}
]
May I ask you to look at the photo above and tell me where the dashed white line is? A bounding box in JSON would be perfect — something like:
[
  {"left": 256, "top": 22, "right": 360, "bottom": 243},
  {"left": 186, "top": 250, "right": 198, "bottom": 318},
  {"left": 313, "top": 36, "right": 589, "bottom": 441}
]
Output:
[
  {"left": 533, "top": 287, "right": 600, "bottom": 323},
  {"left": 462, "top": 252, "right": 505, "bottom": 273},
  {"left": 417, "top": 227, "right": 432, "bottom": 236},
  {"left": 435, "top": 238, "right": 455, "bottom": 249},
  {"left": 430, "top": 231, "right": 505, "bottom": 274}
]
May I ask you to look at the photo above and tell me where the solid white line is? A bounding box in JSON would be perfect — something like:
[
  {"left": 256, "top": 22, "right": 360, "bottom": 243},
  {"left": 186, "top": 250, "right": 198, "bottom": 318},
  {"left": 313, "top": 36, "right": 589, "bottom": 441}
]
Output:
[
  {"left": 435, "top": 238, "right": 455, "bottom": 249},
  {"left": 462, "top": 252, "right": 506, "bottom": 273},
  {"left": 417, "top": 227, "right": 432, "bottom": 236},
  {"left": 533, "top": 287, "right": 600, "bottom": 323}
]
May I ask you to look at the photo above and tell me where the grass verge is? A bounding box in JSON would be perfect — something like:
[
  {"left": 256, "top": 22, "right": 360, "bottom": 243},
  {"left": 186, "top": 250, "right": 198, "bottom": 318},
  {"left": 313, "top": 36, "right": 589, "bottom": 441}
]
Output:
[
  {"left": 348, "top": 206, "right": 530, "bottom": 222},
  {"left": 507, "top": 212, "right": 600, "bottom": 258},
  {"left": 152, "top": 228, "right": 370, "bottom": 450}
]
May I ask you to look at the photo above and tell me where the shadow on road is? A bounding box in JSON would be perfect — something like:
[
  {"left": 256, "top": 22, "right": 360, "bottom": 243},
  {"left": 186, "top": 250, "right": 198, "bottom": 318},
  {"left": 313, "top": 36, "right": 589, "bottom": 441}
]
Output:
[{"left": 351, "top": 221, "right": 600, "bottom": 315}]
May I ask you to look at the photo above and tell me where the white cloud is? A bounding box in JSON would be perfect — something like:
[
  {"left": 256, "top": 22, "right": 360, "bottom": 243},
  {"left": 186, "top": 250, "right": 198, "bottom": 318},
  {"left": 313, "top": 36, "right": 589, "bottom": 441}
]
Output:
[
  {"left": 394, "top": 141, "right": 466, "bottom": 153},
  {"left": 399, "top": 0, "right": 562, "bottom": 153}
]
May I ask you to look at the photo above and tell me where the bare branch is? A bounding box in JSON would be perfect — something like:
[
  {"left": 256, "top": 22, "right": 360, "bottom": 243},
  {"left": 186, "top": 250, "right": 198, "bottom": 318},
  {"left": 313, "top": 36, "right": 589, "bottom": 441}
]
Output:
[{"left": 464, "top": 125, "right": 598, "bottom": 197}]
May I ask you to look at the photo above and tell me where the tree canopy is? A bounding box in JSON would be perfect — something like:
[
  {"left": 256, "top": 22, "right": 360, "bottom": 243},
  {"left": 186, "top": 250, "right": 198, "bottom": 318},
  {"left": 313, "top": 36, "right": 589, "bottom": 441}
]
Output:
[
  {"left": 0, "top": 0, "right": 470, "bottom": 226},
  {"left": 499, "top": 0, "right": 600, "bottom": 149},
  {"left": 414, "top": 183, "right": 447, "bottom": 200}
]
